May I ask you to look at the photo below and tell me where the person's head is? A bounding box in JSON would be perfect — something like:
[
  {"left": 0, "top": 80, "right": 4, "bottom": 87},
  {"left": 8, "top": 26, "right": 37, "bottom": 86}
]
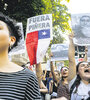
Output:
[
  {"left": 70, "top": 61, "right": 90, "bottom": 95},
  {"left": 49, "top": 71, "right": 52, "bottom": 78},
  {"left": 0, "top": 13, "right": 20, "bottom": 53},
  {"left": 60, "top": 67, "right": 69, "bottom": 78},
  {"left": 76, "top": 61, "right": 90, "bottom": 82},
  {"left": 54, "top": 70, "right": 60, "bottom": 81},
  {"left": 80, "top": 16, "right": 90, "bottom": 37}
]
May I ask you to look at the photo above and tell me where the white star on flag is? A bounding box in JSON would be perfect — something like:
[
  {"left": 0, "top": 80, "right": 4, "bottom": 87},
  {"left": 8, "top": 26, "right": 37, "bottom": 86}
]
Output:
[{"left": 42, "top": 31, "right": 47, "bottom": 35}]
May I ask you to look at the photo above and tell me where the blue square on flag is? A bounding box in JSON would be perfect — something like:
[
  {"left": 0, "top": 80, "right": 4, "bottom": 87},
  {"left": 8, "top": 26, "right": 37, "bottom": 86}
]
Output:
[{"left": 38, "top": 29, "right": 50, "bottom": 39}]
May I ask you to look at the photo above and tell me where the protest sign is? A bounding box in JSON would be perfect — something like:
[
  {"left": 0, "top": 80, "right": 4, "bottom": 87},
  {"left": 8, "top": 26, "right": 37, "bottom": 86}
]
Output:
[
  {"left": 75, "top": 46, "right": 85, "bottom": 64},
  {"left": 46, "top": 60, "right": 50, "bottom": 71},
  {"left": 11, "top": 52, "right": 29, "bottom": 66},
  {"left": 9, "top": 22, "right": 25, "bottom": 55},
  {"left": 51, "top": 44, "right": 69, "bottom": 61},
  {"left": 87, "top": 46, "right": 90, "bottom": 56},
  {"left": 71, "top": 13, "right": 90, "bottom": 45},
  {"left": 87, "top": 46, "right": 90, "bottom": 62},
  {"left": 26, "top": 14, "right": 52, "bottom": 65}
]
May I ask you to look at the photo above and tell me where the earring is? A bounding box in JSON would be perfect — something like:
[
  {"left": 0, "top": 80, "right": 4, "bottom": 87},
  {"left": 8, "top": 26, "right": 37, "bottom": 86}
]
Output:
[
  {"left": 10, "top": 45, "right": 11, "bottom": 49},
  {"left": 9, "top": 44, "right": 12, "bottom": 49}
]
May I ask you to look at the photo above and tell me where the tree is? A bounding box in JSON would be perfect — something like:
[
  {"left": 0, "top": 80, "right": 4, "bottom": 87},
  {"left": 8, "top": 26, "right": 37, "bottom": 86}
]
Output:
[
  {"left": 0, "top": 0, "right": 71, "bottom": 42},
  {"left": 41, "top": 0, "right": 71, "bottom": 44},
  {"left": 50, "top": 28, "right": 65, "bottom": 46},
  {"left": 0, "top": 0, "right": 44, "bottom": 35}
]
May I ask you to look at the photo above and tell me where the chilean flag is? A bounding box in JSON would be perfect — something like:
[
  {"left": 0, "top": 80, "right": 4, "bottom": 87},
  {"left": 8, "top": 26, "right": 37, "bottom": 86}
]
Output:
[{"left": 26, "top": 29, "right": 50, "bottom": 65}]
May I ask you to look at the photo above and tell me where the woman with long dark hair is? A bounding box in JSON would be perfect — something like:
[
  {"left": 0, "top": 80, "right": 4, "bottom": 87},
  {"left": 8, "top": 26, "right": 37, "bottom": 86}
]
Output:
[
  {"left": 70, "top": 61, "right": 90, "bottom": 100},
  {"left": 50, "top": 60, "right": 70, "bottom": 100},
  {"left": 57, "top": 67, "right": 70, "bottom": 99},
  {"left": 68, "top": 33, "right": 90, "bottom": 100}
]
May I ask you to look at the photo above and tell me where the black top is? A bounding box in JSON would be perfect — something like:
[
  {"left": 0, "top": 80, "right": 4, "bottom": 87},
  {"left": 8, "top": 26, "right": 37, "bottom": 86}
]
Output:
[
  {"left": 53, "top": 82, "right": 57, "bottom": 93},
  {"left": 0, "top": 68, "right": 41, "bottom": 100}
]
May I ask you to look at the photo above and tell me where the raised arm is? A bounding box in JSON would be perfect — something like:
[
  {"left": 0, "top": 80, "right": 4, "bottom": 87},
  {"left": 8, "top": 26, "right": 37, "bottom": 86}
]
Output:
[
  {"left": 39, "top": 81, "right": 48, "bottom": 93},
  {"left": 42, "top": 69, "right": 47, "bottom": 81},
  {"left": 49, "top": 80, "right": 53, "bottom": 94},
  {"left": 36, "top": 63, "right": 48, "bottom": 93},
  {"left": 84, "top": 46, "right": 88, "bottom": 62},
  {"left": 50, "top": 61, "right": 59, "bottom": 84},
  {"left": 68, "top": 33, "right": 76, "bottom": 81},
  {"left": 36, "top": 63, "right": 43, "bottom": 86}
]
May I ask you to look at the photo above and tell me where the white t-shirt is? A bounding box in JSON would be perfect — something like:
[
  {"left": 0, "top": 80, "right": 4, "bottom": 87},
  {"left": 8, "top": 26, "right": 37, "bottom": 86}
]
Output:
[{"left": 69, "top": 78, "right": 90, "bottom": 100}]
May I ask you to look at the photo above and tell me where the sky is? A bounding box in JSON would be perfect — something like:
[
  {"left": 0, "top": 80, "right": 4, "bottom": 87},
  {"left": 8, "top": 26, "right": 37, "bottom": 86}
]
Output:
[{"left": 67, "top": 0, "right": 90, "bottom": 14}]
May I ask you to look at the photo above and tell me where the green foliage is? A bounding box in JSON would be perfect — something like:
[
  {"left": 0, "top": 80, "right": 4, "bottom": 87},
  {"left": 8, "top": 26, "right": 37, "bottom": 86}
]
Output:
[
  {"left": 0, "top": 0, "right": 71, "bottom": 41},
  {"left": 41, "top": 0, "right": 71, "bottom": 45},
  {"left": 42, "top": 0, "right": 71, "bottom": 31},
  {"left": 0, "top": 0, "right": 44, "bottom": 35},
  {"left": 50, "top": 29, "right": 65, "bottom": 46},
  {"left": 64, "top": 60, "right": 69, "bottom": 67}
]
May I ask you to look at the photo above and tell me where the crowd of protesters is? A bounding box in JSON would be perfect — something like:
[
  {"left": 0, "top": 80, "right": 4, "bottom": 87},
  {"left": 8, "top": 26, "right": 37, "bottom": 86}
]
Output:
[
  {"left": 0, "top": 13, "right": 90, "bottom": 100},
  {"left": 35, "top": 33, "right": 90, "bottom": 100}
]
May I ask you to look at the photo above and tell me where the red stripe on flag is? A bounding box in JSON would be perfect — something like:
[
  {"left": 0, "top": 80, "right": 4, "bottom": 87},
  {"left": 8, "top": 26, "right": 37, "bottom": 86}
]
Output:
[{"left": 26, "top": 31, "right": 38, "bottom": 65}]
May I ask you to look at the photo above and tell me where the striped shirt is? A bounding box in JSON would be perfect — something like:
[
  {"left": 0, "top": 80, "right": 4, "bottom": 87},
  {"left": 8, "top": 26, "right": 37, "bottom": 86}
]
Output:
[{"left": 0, "top": 68, "right": 41, "bottom": 100}]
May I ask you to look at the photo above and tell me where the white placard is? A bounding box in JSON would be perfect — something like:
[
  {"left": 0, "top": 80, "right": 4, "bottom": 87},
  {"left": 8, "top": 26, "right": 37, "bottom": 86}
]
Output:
[
  {"left": 71, "top": 13, "right": 90, "bottom": 45},
  {"left": 46, "top": 60, "right": 50, "bottom": 71},
  {"left": 51, "top": 44, "right": 69, "bottom": 61},
  {"left": 87, "top": 46, "right": 90, "bottom": 62},
  {"left": 26, "top": 14, "right": 52, "bottom": 65},
  {"left": 26, "top": 14, "right": 52, "bottom": 40}
]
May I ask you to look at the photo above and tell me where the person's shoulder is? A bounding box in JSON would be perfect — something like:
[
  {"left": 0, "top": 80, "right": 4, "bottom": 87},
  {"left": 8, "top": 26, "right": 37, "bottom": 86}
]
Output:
[
  {"left": 10, "top": 62, "right": 37, "bottom": 79},
  {"left": 10, "top": 62, "right": 34, "bottom": 76},
  {"left": 24, "top": 68, "right": 36, "bottom": 77},
  {"left": 23, "top": 68, "right": 39, "bottom": 85},
  {"left": 69, "top": 76, "right": 77, "bottom": 90},
  {"left": 11, "top": 62, "right": 36, "bottom": 78}
]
